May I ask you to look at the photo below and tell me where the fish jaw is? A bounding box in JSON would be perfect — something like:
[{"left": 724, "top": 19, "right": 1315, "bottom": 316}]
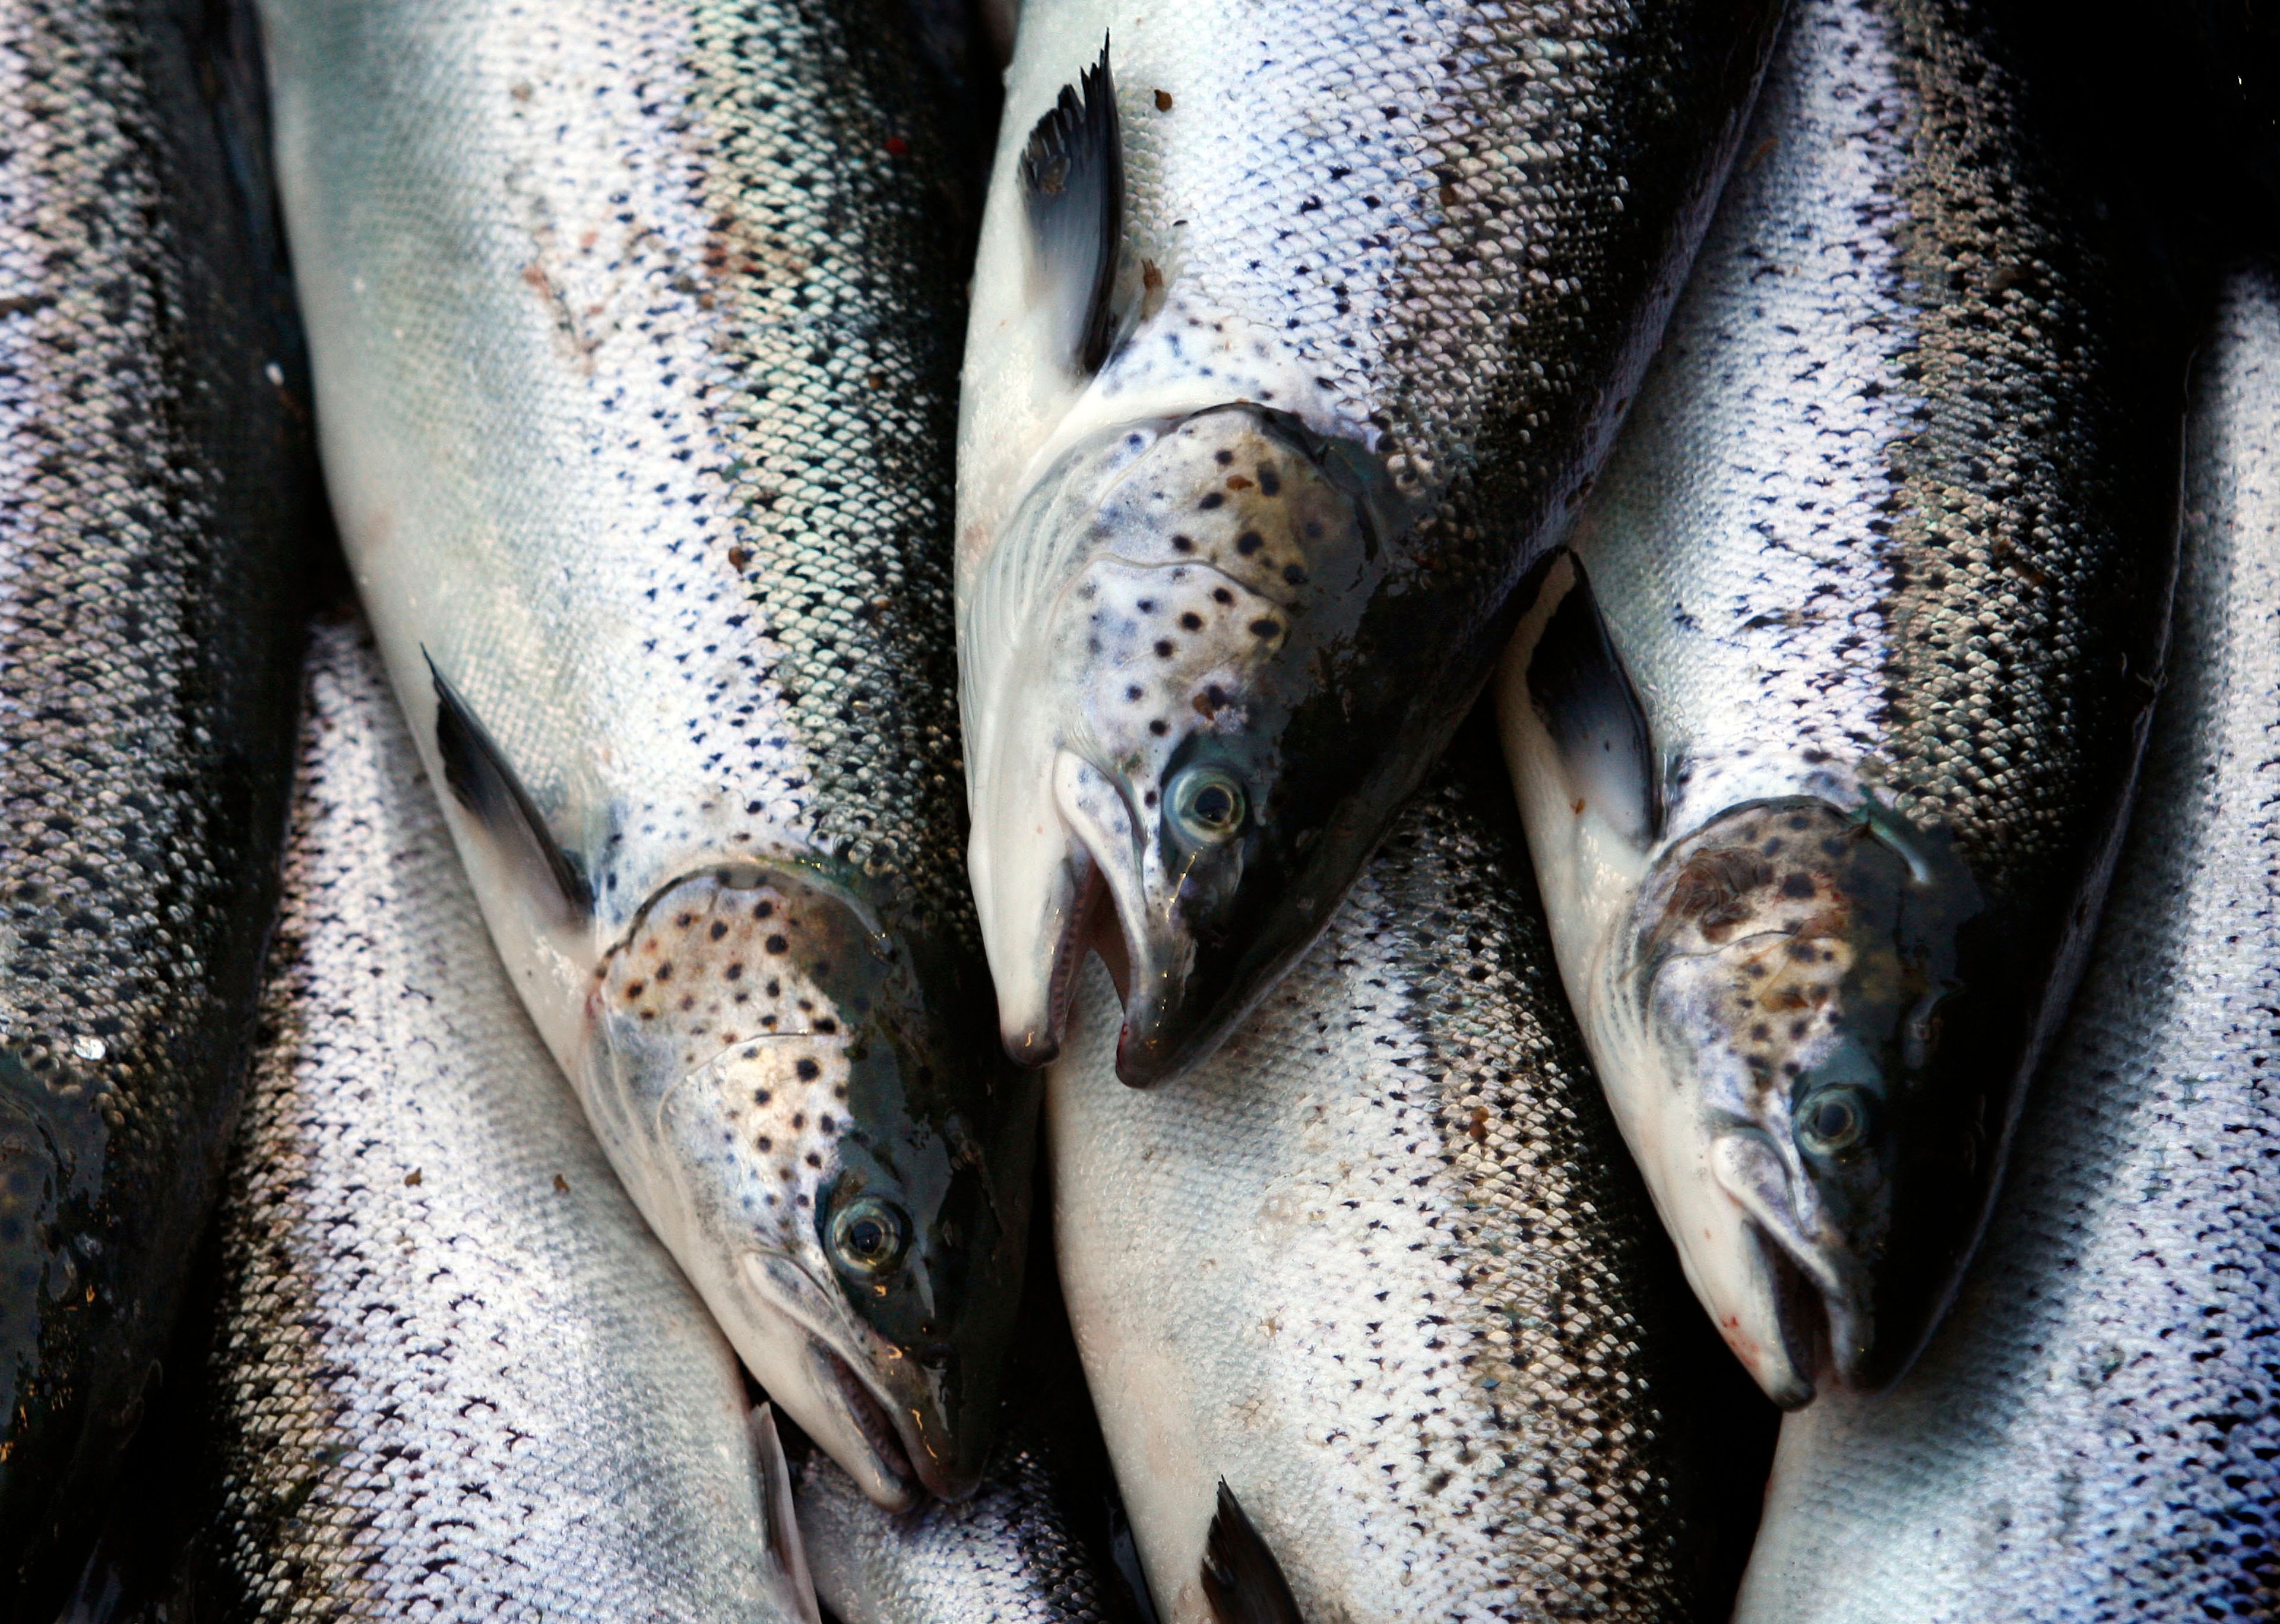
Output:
[
  {"left": 580, "top": 861, "right": 1034, "bottom": 1506},
  {"left": 964, "top": 404, "right": 1420, "bottom": 1082}
]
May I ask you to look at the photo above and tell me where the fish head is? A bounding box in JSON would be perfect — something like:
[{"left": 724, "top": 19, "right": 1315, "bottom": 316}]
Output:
[
  {"left": 1612, "top": 797, "right": 1985, "bottom": 1407},
  {"left": 968, "top": 403, "right": 1409, "bottom": 1084},
  {"left": 588, "top": 863, "right": 1035, "bottom": 1508}
]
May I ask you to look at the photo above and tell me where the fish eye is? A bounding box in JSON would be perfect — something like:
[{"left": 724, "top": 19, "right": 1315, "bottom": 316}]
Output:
[
  {"left": 828, "top": 1194, "right": 910, "bottom": 1276},
  {"left": 1794, "top": 1085, "right": 1872, "bottom": 1158},
  {"left": 1168, "top": 765, "right": 1247, "bottom": 846}
]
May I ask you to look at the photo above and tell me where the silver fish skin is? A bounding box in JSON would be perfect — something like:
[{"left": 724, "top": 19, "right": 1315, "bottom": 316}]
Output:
[
  {"left": 956, "top": 0, "right": 1784, "bottom": 1085},
  {"left": 200, "top": 618, "right": 818, "bottom": 1624},
  {"left": 259, "top": 0, "right": 1036, "bottom": 1505},
  {"left": 0, "top": 0, "right": 311, "bottom": 1606},
  {"left": 1496, "top": 0, "right": 2179, "bottom": 1407},
  {"left": 1050, "top": 736, "right": 1772, "bottom": 1624},
  {"left": 1730, "top": 262, "right": 2280, "bottom": 1624},
  {"left": 792, "top": 1281, "right": 1151, "bottom": 1624}
]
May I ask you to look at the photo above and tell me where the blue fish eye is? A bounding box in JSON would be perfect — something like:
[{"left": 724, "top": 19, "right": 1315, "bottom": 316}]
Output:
[
  {"left": 830, "top": 1194, "right": 910, "bottom": 1275},
  {"left": 1794, "top": 1085, "right": 1872, "bottom": 1158},
  {"left": 1168, "top": 765, "right": 1247, "bottom": 845}
]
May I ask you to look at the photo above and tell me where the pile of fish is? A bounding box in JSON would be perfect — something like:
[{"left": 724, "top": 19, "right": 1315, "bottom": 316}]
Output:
[{"left": 0, "top": 0, "right": 2269, "bottom": 1618}]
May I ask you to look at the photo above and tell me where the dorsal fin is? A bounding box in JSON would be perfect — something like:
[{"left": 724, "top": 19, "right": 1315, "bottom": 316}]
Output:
[
  {"left": 426, "top": 652, "right": 591, "bottom": 921},
  {"left": 1199, "top": 1480, "right": 1305, "bottom": 1624},
  {"left": 750, "top": 1404, "right": 823, "bottom": 1624},
  {"left": 1525, "top": 554, "right": 1662, "bottom": 849},
  {"left": 1019, "top": 36, "right": 1122, "bottom": 374}
]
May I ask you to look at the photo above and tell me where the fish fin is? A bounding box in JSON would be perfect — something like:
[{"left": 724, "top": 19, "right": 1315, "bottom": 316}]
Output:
[
  {"left": 425, "top": 651, "right": 591, "bottom": 921},
  {"left": 1019, "top": 35, "right": 1122, "bottom": 373},
  {"left": 1524, "top": 555, "right": 1662, "bottom": 849},
  {"left": 1199, "top": 1480, "right": 1305, "bottom": 1624},
  {"left": 751, "top": 1404, "right": 823, "bottom": 1624}
]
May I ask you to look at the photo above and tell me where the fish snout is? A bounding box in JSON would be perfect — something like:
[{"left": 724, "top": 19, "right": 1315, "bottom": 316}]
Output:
[{"left": 1706, "top": 1128, "right": 1874, "bottom": 1404}]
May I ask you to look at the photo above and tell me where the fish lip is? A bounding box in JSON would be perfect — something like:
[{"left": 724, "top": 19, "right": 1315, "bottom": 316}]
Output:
[
  {"left": 1748, "top": 1224, "right": 1832, "bottom": 1410},
  {"left": 811, "top": 1339, "right": 926, "bottom": 1508},
  {"left": 1707, "top": 1126, "right": 1876, "bottom": 1405},
  {"left": 1111, "top": 982, "right": 1233, "bottom": 1087}
]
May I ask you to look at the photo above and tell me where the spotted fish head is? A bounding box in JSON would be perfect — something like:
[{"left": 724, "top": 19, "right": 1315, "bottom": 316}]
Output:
[
  {"left": 587, "top": 863, "right": 1034, "bottom": 1509},
  {"left": 1611, "top": 797, "right": 1987, "bottom": 1407},
  {"left": 968, "top": 403, "right": 1413, "bottom": 1085}
]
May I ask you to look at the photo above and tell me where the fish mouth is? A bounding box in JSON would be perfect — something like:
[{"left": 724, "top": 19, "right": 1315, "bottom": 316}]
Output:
[
  {"left": 1002, "top": 851, "right": 1117, "bottom": 1068},
  {"left": 810, "top": 1339, "right": 927, "bottom": 1505},
  {"left": 1706, "top": 1128, "right": 1874, "bottom": 1407}
]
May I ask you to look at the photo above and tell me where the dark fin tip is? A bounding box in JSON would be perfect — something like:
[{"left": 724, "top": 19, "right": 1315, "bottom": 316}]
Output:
[
  {"left": 426, "top": 650, "right": 591, "bottom": 920},
  {"left": 1525, "top": 556, "right": 1662, "bottom": 848},
  {"left": 1018, "top": 34, "right": 1123, "bottom": 373},
  {"left": 1200, "top": 1480, "right": 1305, "bottom": 1624}
]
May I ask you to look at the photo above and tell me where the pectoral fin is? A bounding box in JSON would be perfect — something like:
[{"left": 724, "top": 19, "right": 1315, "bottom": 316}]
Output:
[
  {"left": 426, "top": 652, "right": 590, "bottom": 922},
  {"left": 1524, "top": 554, "right": 1661, "bottom": 849},
  {"left": 1019, "top": 36, "right": 1122, "bottom": 374},
  {"left": 1199, "top": 1480, "right": 1305, "bottom": 1624},
  {"left": 749, "top": 1403, "right": 823, "bottom": 1624}
]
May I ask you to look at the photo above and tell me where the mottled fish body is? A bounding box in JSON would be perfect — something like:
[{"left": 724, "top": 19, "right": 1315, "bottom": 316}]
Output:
[
  {"left": 1497, "top": 0, "right": 2180, "bottom": 1405},
  {"left": 1731, "top": 262, "right": 2280, "bottom": 1624},
  {"left": 260, "top": 0, "right": 1034, "bottom": 1504},
  {"left": 197, "top": 620, "right": 816, "bottom": 1623},
  {"left": 1050, "top": 734, "right": 1773, "bottom": 1624},
  {"left": 0, "top": 0, "right": 311, "bottom": 1603},
  {"left": 957, "top": 0, "right": 1784, "bottom": 1084}
]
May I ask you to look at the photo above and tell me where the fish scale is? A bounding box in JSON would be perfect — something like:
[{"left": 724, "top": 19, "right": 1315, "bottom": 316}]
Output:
[
  {"left": 261, "top": 0, "right": 1034, "bottom": 1505},
  {"left": 0, "top": 0, "right": 310, "bottom": 1605},
  {"left": 199, "top": 618, "right": 811, "bottom": 1623},
  {"left": 1730, "top": 261, "right": 2280, "bottom": 1624},
  {"left": 1050, "top": 737, "right": 1771, "bottom": 1624}
]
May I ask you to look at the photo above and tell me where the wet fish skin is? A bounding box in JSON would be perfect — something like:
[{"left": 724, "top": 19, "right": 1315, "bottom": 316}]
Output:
[
  {"left": 198, "top": 618, "right": 817, "bottom": 1623},
  {"left": 259, "top": 0, "right": 1035, "bottom": 1505},
  {"left": 1050, "top": 729, "right": 1775, "bottom": 1624},
  {"left": 957, "top": 0, "right": 1785, "bottom": 1085},
  {"left": 1497, "top": 0, "right": 2180, "bottom": 1407},
  {"left": 0, "top": 0, "right": 311, "bottom": 1605},
  {"left": 1730, "top": 262, "right": 2280, "bottom": 1624}
]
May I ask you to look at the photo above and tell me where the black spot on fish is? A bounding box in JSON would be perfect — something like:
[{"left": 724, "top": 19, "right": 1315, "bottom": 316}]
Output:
[
  {"left": 1236, "top": 531, "right": 1264, "bottom": 555},
  {"left": 767, "top": 935, "right": 789, "bottom": 954},
  {"left": 1257, "top": 465, "right": 1281, "bottom": 495},
  {"left": 1200, "top": 492, "right": 1224, "bottom": 510},
  {"left": 1181, "top": 612, "right": 1203, "bottom": 629},
  {"left": 796, "top": 1058, "right": 821, "bottom": 1081},
  {"left": 1155, "top": 640, "right": 1175, "bottom": 657},
  {"left": 710, "top": 920, "right": 729, "bottom": 940},
  {"left": 1249, "top": 619, "right": 1278, "bottom": 638}
]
